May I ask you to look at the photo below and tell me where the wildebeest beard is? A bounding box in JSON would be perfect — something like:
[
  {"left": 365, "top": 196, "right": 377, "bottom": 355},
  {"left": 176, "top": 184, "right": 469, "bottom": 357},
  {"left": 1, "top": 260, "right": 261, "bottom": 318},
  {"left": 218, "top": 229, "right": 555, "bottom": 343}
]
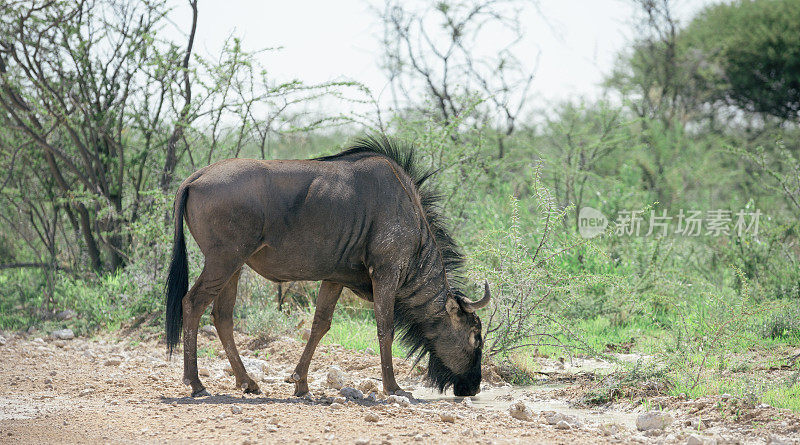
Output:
[
  {"left": 394, "top": 291, "right": 483, "bottom": 397},
  {"left": 426, "top": 344, "right": 482, "bottom": 396}
]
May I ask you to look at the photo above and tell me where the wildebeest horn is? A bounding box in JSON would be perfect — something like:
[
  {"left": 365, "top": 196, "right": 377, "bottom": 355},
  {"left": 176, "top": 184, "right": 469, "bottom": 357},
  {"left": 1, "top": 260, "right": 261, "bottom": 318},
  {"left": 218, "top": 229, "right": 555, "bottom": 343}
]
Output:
[{"left": 462, "top": 281, "right": 491, "bottom": 312}]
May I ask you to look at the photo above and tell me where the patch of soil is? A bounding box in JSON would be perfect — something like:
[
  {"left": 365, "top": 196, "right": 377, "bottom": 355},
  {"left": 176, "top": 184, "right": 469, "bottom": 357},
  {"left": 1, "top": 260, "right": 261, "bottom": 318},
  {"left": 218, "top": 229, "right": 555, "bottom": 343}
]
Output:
[{"left": 0, "top": 329, "right": 798, "bottom": 444}]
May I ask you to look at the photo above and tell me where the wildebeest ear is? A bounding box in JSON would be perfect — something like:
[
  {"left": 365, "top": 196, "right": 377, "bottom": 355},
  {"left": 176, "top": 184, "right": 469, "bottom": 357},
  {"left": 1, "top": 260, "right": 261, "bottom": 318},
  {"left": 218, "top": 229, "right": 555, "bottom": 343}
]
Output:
[{"left": 445, "top": 296, "right": 460, "bottom": 316}]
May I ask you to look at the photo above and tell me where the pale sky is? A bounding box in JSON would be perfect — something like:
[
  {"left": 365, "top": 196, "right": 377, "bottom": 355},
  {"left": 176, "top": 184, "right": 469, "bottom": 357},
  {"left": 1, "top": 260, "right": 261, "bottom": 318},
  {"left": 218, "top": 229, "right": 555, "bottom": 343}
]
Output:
[{"left": 167, "top": 0, "right": 716, "bottom": 115}]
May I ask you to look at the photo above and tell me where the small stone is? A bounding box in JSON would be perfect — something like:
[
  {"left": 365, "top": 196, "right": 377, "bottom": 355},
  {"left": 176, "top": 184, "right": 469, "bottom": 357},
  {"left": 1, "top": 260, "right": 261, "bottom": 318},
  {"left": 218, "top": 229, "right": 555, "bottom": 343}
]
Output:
[
  {"left": 55, "top": 310, "right": 77, "bottom": 321},
  {"left": 508, "top": 401, "right": 534, "bottom": 421},
  {"left": 198, "top": 367, "right": 210, "bottom": 377},
  {"left": 644, "top": 429, "right": 664, "bottom": 437},
  {"left": 439, "top": 412, "right": 456, "bottom": 423},
  {"left": 544, "top": 412, "right": 582, "bottom": 427},
  {"left": 104, "top": 358, "right": 122, "bottom": 366},
  {"left": 600, "top": 423, "right": 620, "bottom": 436},
  {"left": 355, "top": 439, "right": 369, "bottom": 445},
  {"left": 230, "top": 405, "right": 242, "bottom": 414},
  {"left": 365, "top": 412, "right": 380, "bottom": 422},
  {"left": 267, "top": 425, "right": 278, "bottom": 433},
  {"left": 301, "top": 329, "right": 311, "bottom": 341},
  {"left": 636, "top": 411, "right": 673, "bottom": 431},
  {"left": 79, "top": 388, "right": 93, "bottom": 397},
  {"left": 330, "top": 402, "right": 344, "bottom": 410},
  {"left": 327, "top": 366, "right": 345, "bottom": 390},
  {"left": 200, "top": 325, "right": 217, "bottom": 337},
  {"left": 386, "top": 395, "right": 410, "bottom": 407},
  {"left": 555, "top": 420, "right": 571, "bottom": 430},
  {"left": 50, "top": 329, "right": 74, "bottom": 340},
  {"left": 364, "top": 348, "right": 376, "bottom": 355},
  {"left": 686, "top": 435, "right": 705, "bottom": 445},
  {"left": 340, "top": 387, "right": 364, "bottom": 400},
  {"left": 357, "top": 379, "right": 380, "bottom": 394},
  {"left": 768, "top": 436, "right": 790, "bottom": 445}
]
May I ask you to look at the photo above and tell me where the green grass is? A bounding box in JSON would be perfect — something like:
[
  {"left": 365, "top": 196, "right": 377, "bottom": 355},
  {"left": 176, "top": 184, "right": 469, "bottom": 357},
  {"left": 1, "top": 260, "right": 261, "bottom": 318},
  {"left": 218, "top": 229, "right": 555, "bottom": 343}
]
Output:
[
  {"left": 762, "top": 383, "right": 800, "bottom": 411},
  {"left": 323, "top": 312, "right": 408, "bottom": 358}
]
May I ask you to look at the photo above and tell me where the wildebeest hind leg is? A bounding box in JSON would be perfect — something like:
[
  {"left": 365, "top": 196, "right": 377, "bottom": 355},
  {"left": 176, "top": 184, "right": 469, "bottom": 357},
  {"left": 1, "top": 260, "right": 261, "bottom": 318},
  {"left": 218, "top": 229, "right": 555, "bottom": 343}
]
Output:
[
  {"left": 212, "top": 268, "right": 260, "bottom": 394},
  {"left": 182, "top": 264, "right": 239, "bottom": 397},
  {"left": 286, "top": 281, "right": 343, "bottom": 396}
]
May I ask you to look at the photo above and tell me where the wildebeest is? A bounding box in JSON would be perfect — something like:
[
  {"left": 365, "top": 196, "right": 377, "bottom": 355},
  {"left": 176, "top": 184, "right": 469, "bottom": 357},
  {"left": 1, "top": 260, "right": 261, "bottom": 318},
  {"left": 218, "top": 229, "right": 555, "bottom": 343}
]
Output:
[{"left": 164, "top": 135, "right": 490, "bottom": 398}]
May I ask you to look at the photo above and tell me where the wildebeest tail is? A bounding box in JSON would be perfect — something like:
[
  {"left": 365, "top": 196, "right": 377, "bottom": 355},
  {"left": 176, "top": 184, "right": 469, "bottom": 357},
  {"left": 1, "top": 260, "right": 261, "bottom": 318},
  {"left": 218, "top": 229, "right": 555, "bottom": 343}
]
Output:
[{"left": 165, "top": 185, "right": 190, "bottom": 356}]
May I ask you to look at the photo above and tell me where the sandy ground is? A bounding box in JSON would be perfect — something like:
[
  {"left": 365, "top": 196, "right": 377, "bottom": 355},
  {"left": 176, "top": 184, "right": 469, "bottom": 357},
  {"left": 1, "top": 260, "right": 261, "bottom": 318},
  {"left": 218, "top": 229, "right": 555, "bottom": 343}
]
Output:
[{"left": 0, "top": 329, "right": 799, "bottom": 444}]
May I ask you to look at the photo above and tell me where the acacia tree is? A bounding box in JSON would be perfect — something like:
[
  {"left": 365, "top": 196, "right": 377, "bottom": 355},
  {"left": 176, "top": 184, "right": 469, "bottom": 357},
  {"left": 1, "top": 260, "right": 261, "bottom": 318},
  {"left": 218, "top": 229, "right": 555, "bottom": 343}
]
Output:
[
  {"left": 379, "top": 0, "right": 537, "bottom": 158},
  {"left": 0, "top": 0, "right": 192, "bottom": 270},
  {"left": 0, "top": 0, "right": 354, "bottom": 274}
]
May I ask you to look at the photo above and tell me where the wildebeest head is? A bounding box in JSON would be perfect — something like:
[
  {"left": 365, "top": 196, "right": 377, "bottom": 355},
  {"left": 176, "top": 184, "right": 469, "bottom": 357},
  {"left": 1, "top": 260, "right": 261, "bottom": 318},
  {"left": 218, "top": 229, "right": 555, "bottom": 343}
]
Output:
[{"left": 425, "top": 282, "right": 491, "bottom": 397}]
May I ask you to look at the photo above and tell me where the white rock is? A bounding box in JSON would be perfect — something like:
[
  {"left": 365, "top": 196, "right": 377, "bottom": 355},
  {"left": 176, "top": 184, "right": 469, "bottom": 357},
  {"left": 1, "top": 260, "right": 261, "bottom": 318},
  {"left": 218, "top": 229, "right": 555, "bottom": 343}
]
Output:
[
  {"left": 230, "top": 405, "right": 242, "bottom": 414},
  {"left": 340, "top": 387, "right": 364, "bottom": 400},
  {"left": 364, "top": 348, "right": 376, "bottom": 355},
  {"left": 327, "top": 366, "right": 345, "bottom": 390},
  {"left": 329, "top": 402, "right": 344, "bottom": 410},
  {"left": 544, "top": 412, "right": 582, "bottom": 428},
  {"left": 508, "top": 401, "right": 534, "bottom": 421},
  {"left": 355, "top": 439, "right": 369, "bottom": 445},
  {"left": 636, "top": 411, "right": 673, "bottom": 431},
  {"left": 439, "top": 412, "right": 456, "bottom": 423},
  {"left": 364, "top": 412, "right": 380, "bottom": 422},
  {"left": 686, "top": 435, "right": 705, "bottom": 445},
  {"left": 51, "top": 329, "right": 74, "bottom": 340},
  {"left": 386, "top": 395, "right": 410, "bottom": 407},
  {"left": 555, "top": 420, "right": 572, "bottom": 430}
]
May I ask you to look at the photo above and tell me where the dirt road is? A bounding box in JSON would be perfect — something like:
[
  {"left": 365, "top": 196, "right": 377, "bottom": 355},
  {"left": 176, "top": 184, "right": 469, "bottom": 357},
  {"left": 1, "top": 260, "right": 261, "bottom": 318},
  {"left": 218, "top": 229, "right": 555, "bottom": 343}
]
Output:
[{"left": 0, "top": 329, "right": 798, "bottom": 444}]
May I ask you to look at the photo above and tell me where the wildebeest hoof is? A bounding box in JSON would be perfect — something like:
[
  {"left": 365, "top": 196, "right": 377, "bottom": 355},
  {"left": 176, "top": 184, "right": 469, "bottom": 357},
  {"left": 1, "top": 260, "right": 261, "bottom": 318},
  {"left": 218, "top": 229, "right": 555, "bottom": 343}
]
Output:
[
  {"left": 284, "top": 372, "right": 301, "bottom": 383},
  {"left": 240, "top": 380, "right": 261, "bottom": 394},
  {"left": 388, "top": 389, "right": 413, "bottom": 399},
  {"left": 191, "top": 388, "right": 211, "bottom": 398},
  {"left": 293, "top": 387, "right": 309, "bottom": 397}
]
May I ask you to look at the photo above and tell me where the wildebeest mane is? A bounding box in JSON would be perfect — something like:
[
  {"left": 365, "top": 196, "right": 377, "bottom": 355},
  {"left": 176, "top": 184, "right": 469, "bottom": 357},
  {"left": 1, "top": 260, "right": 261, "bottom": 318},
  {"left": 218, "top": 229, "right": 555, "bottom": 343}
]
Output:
[
  {"left": 317, "top": 135, "right": 468, "bottom": 388},
  {"left": 316, "top": 134, "right": 465, "bottom": 279}
]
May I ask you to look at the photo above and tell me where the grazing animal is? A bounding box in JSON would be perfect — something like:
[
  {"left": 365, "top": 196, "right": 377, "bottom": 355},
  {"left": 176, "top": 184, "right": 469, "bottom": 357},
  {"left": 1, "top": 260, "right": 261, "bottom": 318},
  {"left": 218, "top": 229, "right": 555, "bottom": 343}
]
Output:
[{"left": 164, "top": 135, "right": 490, "bottom": 398}]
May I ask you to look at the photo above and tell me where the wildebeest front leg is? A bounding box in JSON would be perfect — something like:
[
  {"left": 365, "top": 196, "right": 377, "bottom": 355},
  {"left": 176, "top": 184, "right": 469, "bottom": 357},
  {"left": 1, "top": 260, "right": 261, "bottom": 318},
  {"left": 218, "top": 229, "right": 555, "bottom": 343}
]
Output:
[
  {"left": 212, "top": 269, "right": 260, "bottom": 394},
  {"left": 371, "top": 271, "right": 407, "bottom": 396},
  {"left": 286, "top": 281, "right": 343, "bottom": 396}
]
